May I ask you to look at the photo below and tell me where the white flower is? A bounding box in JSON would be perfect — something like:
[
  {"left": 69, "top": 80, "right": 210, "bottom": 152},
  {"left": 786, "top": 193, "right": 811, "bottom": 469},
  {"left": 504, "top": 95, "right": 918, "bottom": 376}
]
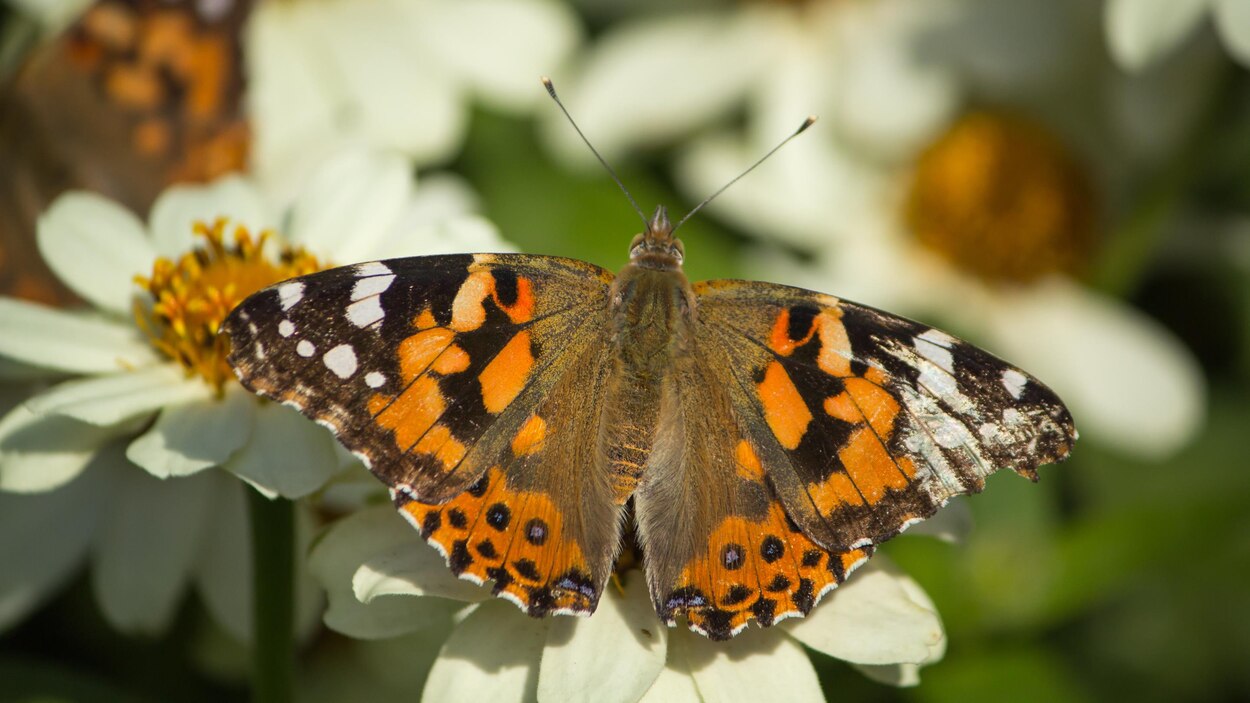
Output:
[
  {"left": 542, "top": 0, "right": 959, "bottom": 248},
  {"left": 247, "top": 0, "right": 582, "bottom": 188},
  {"left": 0, "top": 149, "right": 511, "bottom": 635},
  {"left": 307, "top": 504, "right": 960, "bottom": 700},
  {"left": 1105, "top": 0, "right": 1250, "bottom": 70}
]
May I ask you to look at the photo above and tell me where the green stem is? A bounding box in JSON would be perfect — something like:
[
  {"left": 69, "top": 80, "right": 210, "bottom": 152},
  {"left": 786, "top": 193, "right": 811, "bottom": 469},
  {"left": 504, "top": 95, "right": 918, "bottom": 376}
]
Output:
[{"left": 248, "top": 489, "right": 295, "bottom": 703}]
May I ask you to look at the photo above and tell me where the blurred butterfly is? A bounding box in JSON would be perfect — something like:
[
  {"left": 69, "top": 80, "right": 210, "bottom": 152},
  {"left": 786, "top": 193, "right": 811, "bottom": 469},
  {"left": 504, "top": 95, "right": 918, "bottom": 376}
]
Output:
[{"left": 0, "top": 0, "right": 253, "bottom": 304}]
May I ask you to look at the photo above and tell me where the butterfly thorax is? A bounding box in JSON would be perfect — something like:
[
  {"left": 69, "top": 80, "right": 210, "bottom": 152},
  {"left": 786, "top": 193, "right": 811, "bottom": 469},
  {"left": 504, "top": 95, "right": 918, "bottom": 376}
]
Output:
[{"left": 600, "top": 206, "right": 696, "bottom": 502}]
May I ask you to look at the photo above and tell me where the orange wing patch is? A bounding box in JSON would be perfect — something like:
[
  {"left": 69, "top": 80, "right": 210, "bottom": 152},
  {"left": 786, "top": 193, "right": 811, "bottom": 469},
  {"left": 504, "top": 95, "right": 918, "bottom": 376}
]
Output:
[
  {"left": 757, "top": 362, "right": 812, "bottom": 449},
  {"left": 810, "top": 365, "right": 917, "bottom": 510},
  {"left": 478, "top": 331, "right": 535, "bottom": 414},
  {"left": 396, "top": 467, "right": 601, "bottom": 616},
  {"left": 660, "top": 500, "right": 871, "bottom": 639}
]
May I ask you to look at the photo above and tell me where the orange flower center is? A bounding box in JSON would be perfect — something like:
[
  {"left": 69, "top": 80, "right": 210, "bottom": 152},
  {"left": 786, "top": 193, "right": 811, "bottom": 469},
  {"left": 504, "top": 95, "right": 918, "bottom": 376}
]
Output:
[
  {"left": 904, "top": 111, "right": 1097, "bottom": 284},
  {"left": 135, "top": 219, "right": 323, "bottom": 392}
]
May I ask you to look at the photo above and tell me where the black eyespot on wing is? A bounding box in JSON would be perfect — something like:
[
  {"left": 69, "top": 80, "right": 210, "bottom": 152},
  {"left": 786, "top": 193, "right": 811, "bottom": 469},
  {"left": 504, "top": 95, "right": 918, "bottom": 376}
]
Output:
[
  {"left": 486, "top": 503, "right": 511, "bottom": 530},
  {"left": 524, "top": 517, "right": 548, "bottom": 545},
  {"left": 760, "top": 535, "right": 785, "bottom": 563}
]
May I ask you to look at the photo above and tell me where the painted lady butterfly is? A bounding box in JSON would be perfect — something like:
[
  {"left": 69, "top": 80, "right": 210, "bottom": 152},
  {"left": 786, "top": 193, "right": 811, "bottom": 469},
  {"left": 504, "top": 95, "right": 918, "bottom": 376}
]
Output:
[{"left": 223, "top": 203, "right": 1075, "bottom": 640}]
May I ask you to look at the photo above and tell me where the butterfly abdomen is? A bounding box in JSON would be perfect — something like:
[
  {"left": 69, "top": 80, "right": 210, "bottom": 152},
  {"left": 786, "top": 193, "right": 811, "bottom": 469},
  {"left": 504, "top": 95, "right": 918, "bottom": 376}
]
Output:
[{"left": 600, "top": 264, "right": 697, "bottom": 502}]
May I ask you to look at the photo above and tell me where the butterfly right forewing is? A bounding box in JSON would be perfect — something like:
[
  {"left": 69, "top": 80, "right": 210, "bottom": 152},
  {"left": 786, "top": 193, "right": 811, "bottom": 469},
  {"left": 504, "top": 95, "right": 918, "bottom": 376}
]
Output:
[{"left": 693, "top": 279, "right": 1076, "bottom": 553}]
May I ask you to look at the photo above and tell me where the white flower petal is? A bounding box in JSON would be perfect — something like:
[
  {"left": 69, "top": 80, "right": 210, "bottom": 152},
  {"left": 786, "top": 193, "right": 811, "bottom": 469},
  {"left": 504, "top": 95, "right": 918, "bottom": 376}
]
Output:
[
  {"left": 831, "top": 3, "right": 958, "bottom": 161},
  {"left": 315, "top": 1, "right": 465, "bottom": 161},
  {"left": 416, "top": 0, "right": 580, "bottom": 110},
  {"left": 677, "top": 624, "right": 823, "bottom": 703},
  {"left": 638, "top": 662, "right": 702, "bottom": 703},
  {"left": 309, "top": 505, "right": 472, "bottom": 639},
  {"left": 423, "top": 599, "right": 547, "bottom": 703},
  {"left": 677, "top": 130, "right": 884, "bottom": 248},
  {"left": 539, "top": 576, "right": 666, "bottom": 703},
  {"left": 36, "top": 192, "right": 156, "bottom": 315},
  {"left": 983, "top": 279, "right": 1205, "bottom": 458},
  {"left": 355, "top": 545, "right": 492, "bottom": 604},
  {"left": 223, "top": 401, "right": 338, "bottom": 499},
  {"left": 345, "top": 504, "right": 485, "bottom": 603},
  {"left": 367, "top": 175, "right": 512, "bottom": 260},
  {"left": 543, "top": 11, "right": 770, "bottom": 162},
  {"left": 0, "top": 402, "right": 122, "bottom": 492},
  {"left": 783, "top": 559, "right": 945, "bottom": 666},
  {"left": 193, "top": 476, "right": 324, "bottom": 644},
  {"left": 1105, "top": 0, "right": 1211, "bottom": 71},
  {"left": 0, "top": 299, "right": 160, "bottom": 373},
  {"left": 853, "top": 662, "right": 922, "bottom": 687},
  {"left": 287, "top": 149, "right": 414, "bottom": 264},
  {"left": 1215, "top": 0, "right": 1250, "bottom": 66},
  {"left": 148, "top": 177, "right": 275, "bottom": 257},
  {"left": 0, "top": 358, "right": 62, "bottom": 382},
  {"left": 126, "top": 390, "right": 255, "bottom": 478},
  {"left": 246, "top": 1, "right": 345, "bottom": 191},
  {"left": 92, "top": 455, "right": 214, "bottom": 634},
  {"left": 26, "top": 365, "right": 212, "bottom": 426},
  {"left": 903, "top": 497, "right": 974, "bottom": 544},
  {"left": 0, "top": 453, "right": 109, "bottom": 631},
  {"left": 298, "top": 620, "right": 456, "bottom": 701}
]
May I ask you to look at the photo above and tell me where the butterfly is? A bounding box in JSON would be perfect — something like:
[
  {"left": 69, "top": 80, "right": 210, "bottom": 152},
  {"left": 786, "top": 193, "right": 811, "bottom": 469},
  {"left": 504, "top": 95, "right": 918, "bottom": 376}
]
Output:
[
  {"left": 0, "top": 0, "right": 251, "bottom": 304},
  {"left": 223, "top": 203, "right": 1076, "bottom": 640}
]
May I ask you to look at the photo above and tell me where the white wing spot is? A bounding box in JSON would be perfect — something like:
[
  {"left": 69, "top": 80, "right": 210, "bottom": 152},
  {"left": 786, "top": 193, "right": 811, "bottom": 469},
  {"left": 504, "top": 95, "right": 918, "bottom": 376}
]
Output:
[
  {"left": 914, "top": 334, "right": 955, "bottom": 374},
  {"left": 917, "top": 328, "right": 955, "bottom": 348},
  {"left": 355, "top": 261, "right": 393, "bottom": 278},
  {"left": 323, "top": 344, "right": 358, "bottom": 378},
  {"left": 277, "top": 281, "right": 304, "bottom": 310},
  {"left": 346, "top": 298, "right": 385, "bottom": 328},
  {"left": 347, "top": 266, "right": 396, "bottom": 328},
  {"left": 278, "top": 319, "right": 296, "bottom": 337},
  {"left": 297, "top": 340, "right": 315, "bottom": 357},
  {"left": 1001, "top": 368, "right": 1028, "bottom": 399},
  {"left": 365, "top": 371, "right": 386, "bottom": 388}
]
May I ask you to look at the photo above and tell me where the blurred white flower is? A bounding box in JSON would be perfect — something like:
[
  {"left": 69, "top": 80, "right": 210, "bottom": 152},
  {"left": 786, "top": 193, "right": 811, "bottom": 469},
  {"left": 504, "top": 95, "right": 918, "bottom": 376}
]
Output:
[
  {"left": 1105, "top": 0, "right": 1250, "bottom": 70},
  {"left": 543, "top": 0, "right": 959, "bottom": 248},
  {"left": 248, "top": 0, "right": 582, "bottom": 188},
  {"left": 307, "top": 505, "right": 955, "bottom": 701},
  {"left": 0, "top": 150, "right": 511, "bottom": 634}
]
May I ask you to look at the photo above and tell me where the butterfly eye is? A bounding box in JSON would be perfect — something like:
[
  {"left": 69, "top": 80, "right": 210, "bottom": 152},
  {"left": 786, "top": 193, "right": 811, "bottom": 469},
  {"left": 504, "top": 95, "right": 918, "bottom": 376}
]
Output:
[
  {"left": 670, "top": 240, "right": 685, "bottom": 264},
  {"left": 628, "top": 233, "right": 646, "bottom": 259}
]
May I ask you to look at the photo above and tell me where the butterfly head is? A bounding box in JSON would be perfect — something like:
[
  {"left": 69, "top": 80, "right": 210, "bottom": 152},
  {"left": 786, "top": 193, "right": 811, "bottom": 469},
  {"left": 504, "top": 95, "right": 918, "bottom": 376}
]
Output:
[{"left": 629, "top": 206, "right": 685, "bottom": 270}]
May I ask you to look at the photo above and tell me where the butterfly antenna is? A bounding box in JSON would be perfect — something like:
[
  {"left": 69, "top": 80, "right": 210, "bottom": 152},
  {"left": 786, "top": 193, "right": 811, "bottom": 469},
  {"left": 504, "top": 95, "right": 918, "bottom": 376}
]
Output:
[
  {"left": 672, "top": 116, "right": 818, "bottom": 234},
  {"left": 542, "top": 76, "right": 649, "bottom": 230}
]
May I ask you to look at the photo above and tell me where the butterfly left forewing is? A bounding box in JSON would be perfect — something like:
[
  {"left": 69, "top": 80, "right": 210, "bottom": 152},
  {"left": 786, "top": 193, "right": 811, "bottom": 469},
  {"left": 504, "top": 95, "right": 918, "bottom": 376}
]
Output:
[
  {"left": 226, "top": 253, "right": 625, "bottom": 615},
  {"left": 693, "top": 279, "right": 1076, "bottom": 554}
]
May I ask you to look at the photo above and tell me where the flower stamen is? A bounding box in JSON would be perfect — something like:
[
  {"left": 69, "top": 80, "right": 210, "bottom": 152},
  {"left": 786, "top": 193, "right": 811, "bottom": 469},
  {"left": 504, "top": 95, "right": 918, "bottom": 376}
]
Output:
[
  {"left": 905, "top": 111, "right": 1097, "bottom": 285},
  {"left": 135, "top": 219, "right": 323, "bottom": 392}
]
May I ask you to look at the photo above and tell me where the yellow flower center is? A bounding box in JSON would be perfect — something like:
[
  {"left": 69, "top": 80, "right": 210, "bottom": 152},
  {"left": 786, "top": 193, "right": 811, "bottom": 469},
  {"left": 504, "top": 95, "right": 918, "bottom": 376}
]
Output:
[
  {"left": 904, "top": 111, "right": 1097, "bottom": 285},
  {"left": 135, "top": 219, "right": 323, "bottom": 392}
]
